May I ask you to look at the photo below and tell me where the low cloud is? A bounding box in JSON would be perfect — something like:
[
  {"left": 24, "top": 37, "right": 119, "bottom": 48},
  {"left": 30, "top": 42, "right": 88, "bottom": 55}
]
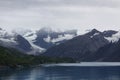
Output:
[{"left": 0, "top": 0, "right": 120, "bottom": 32}]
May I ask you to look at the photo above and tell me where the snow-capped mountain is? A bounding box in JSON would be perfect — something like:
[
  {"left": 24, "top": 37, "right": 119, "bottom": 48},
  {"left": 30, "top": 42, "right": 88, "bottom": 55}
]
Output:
[
  {"left": 43, "top": 29, "right": 120, "bottom": 61},
  {"left": 21, "top": 27, "right": 77, "bottom": 49},
  {"left": 0, "top": 28, "right": 36, "bottom": 54},
  {"left": 33, "top": 27, "right": 77, "bottom": 49},
  {"left": 0, "top": 27, "right": 77, "bottom": 55}
]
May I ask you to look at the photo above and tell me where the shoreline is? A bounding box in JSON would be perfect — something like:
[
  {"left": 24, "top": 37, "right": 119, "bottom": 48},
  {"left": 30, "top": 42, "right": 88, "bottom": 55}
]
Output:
[
  {"left": 1, "top": 62, "right": 120, "bottom": 69},
  {"left": 41, "top": 62, "right": 120, "bottom": 67}
]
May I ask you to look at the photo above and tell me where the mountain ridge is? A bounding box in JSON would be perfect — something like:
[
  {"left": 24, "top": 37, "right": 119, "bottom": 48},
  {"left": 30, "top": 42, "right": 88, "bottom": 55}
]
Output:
[{"left": 43, "top": 29, "right": 119, "bottom": 61}]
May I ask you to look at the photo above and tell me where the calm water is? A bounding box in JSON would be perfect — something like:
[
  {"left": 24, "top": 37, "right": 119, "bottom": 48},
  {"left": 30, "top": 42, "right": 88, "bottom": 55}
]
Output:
[{"left": 1, "top": 64, "right": 120, "bottom": 80}]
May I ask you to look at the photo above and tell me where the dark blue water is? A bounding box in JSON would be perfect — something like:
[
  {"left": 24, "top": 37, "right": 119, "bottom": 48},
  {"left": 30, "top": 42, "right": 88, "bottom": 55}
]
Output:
[{"left": 0, "top": 66, "right": 120, "bottom": 80}]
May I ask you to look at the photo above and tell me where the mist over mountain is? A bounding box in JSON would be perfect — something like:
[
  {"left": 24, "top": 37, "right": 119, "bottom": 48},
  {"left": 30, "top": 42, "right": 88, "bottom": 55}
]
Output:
[
  {"left": 34, "top": 27, "right": 77, "bottom": 49},
  {"left": 0, "top": 27, "right": 77, "bottom": 55}
]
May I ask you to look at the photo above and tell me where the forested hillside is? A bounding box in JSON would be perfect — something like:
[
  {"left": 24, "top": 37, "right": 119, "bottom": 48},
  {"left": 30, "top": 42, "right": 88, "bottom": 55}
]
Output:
[{"left": 0, "top": 46, "right": 75, "bottom": 68}]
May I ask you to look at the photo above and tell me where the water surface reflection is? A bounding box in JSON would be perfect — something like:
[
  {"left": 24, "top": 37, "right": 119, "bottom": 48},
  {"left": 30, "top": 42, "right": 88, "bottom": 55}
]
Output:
[{"left": 0, "top": 66, "right": 120, "bottom": 80}]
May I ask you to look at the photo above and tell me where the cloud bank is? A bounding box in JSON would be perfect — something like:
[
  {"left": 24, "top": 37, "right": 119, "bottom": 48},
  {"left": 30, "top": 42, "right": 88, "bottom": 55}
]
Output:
[{"left": 0, "top": 0, "right": 120, "bottom": 33}]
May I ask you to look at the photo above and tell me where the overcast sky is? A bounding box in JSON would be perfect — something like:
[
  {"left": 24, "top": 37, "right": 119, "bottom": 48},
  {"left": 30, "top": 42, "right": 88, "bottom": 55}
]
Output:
[{"left": 0, "top": 0, "right": 120, "bottom": 33}]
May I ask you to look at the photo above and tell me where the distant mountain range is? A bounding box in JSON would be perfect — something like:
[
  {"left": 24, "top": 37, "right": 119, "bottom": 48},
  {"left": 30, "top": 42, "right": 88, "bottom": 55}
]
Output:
[
  {"left": 0, "top": 27, "right": 120, "bottom": 62},
  {"left": 0, "top": 27, "right": 77, "bottom": 55}
]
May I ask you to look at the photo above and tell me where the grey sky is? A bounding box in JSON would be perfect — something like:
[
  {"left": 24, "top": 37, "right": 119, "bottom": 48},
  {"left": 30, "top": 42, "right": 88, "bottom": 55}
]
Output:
[{"left": 0, "top": 0, "right": 120, "bottom": 33}]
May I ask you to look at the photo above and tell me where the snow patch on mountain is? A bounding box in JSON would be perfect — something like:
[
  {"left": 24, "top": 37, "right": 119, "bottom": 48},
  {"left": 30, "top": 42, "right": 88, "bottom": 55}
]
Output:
[
  {"left": 104, "top": 31, "right": 120, "bottom": 43},
  {"left": 44, "top": 35, "right": 51, "bottom": 43},
  {"left": 23, "top": 31, "right": 45, "bottom": 54},
  {"left": 0, "top": 38, "right": 16, "bottom": 43},
  {"left": 26, "top": 40, "right": 45, "bottom": 55},
  {"left": 51, "top": 34, "right": 75, "bottom": 43},
  {"left": 43, "top": 34, "right": 75, "bottom": 43},
  {"left": 24, "top": 32, "right": 37, "bottom": 42},
  {"left": 90, "top": 33, "right": 100, "bottom": 38}
]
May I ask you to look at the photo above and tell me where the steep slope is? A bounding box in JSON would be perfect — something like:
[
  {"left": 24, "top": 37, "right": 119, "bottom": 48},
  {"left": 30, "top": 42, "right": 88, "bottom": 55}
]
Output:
[
  {"left": 43, "top": 29, "right": 117, "bottom": 61},
  {"left": 14, "top": 35, "right": 32, "bottom": 52},
  {"left": 85, "top": 39, "right": 120, "bottom": 62}
]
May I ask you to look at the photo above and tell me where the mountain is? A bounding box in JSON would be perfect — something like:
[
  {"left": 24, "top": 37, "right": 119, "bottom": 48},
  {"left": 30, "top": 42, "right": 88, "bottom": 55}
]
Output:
[
  {"left": 0, "top": 28, "right": 35, "bottom": 54},
  {"left": 43, "top": 29, "right": 118, "bottom": 61},
  {"left": 23, "top": 27, "right": 77, "bottom": 49},
  {"left": 1, "top": 27, "right": 120, "bottom": 62},
  {"left": 0, "top": 27, "right": 77, "bottom": 55},
  {"left": 33, "top": 27, "right": 77, "bottom": 49}
]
